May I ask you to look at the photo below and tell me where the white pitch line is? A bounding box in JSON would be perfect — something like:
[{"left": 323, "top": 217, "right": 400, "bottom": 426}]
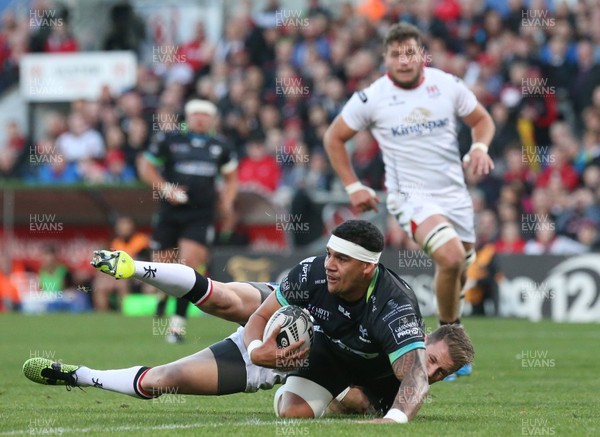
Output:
[{"left": 0, "top": 418, "right": 354, "bottom": 435}]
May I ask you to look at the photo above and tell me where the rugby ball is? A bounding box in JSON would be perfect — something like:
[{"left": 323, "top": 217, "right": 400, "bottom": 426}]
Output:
[{"left": 263, "top": 305, "right": 314, "bottom": 351}]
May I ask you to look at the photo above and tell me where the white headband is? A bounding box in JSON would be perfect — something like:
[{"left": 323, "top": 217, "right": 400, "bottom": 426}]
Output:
[{"left": 327, "top": 235, "right": 381, "bottom": 264}]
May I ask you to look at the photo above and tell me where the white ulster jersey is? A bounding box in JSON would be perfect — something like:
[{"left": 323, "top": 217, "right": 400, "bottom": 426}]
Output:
[{"left": 341, "top": 67, "right": 478, "bottom": 199}]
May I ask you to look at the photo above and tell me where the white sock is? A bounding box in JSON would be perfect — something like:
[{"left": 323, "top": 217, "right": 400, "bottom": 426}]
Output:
[
  {"left": 132, "top": 261, "right": 196, "bottom": 298},
  {"left": 75, "top": 366, "right": 153, "bottom": 399}
]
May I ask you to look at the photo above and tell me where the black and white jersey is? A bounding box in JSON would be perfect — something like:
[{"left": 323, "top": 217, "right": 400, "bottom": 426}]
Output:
[{"left": 276, "top": 255, "right": 425, "bottom": 364}]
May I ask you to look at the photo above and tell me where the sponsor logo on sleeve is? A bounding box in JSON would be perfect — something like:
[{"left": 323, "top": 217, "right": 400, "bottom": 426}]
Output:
[
  {"left": 388, "top": 315, "right": 422, "bottom": 345},
  {"left": 358, "top": 90, "right": 368, "bottom": 102}
]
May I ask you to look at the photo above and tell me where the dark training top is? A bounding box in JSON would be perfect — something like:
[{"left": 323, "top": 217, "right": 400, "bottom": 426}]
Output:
[
  {"left": 276, "top": 255, "right": 425, "bottom": 365},
  {"left": 145, "top": 131, "right": 237, "bottom": 218}
]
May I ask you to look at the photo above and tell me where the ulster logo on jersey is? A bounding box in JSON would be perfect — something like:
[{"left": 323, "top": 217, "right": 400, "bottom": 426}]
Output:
[
  {"left": 403, "top": 107, "right": 431, "bottom": 124},
  {"left": 426, "top": 85, "right": 441, "bottom": 98}
]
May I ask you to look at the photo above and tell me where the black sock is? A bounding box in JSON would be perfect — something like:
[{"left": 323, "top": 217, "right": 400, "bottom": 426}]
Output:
[
  {"left": 180, "top": 271, "right": 210, "bottom": 306},
  {"left": 175, "top": 298, "right": 189, "bottom": 318},
  {"left": 155, "top": 297, "right": 167, "bottom": 317}
]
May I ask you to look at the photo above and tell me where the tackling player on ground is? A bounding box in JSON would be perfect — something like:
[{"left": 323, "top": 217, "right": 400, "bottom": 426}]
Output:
[{"left": 324, "top": 23, "right": 494, "bottom": 378}]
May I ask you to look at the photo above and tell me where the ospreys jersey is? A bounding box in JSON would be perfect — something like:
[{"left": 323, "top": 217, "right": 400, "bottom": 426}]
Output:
[
  {"left": 276, "top": 255, "right": 425, "bottom": 365},
  {"left": 341, "top": 67, "right": 477, "bottom": 199},
  {"left": 144, "top": 132, "right": 237, "bottom": 214}
]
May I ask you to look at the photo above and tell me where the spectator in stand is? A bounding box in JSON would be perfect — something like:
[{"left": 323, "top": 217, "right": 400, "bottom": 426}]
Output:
[
  {"left": 43, "top": 112, "right": 68, "bottom": 142},
  {"left": 180, "top": 21, "right": 214, "bottom": 79},
  {"left": 258, "top": 104, "right": 281, "bottom": 133},
  {"left": 495, "top": 221, "right": 525, "bottom": 254},
  {"left": 475, "top": 209, "right": 499, "bottom": 249},
  {"left": 0, "top": 252, "right": 20, "bottom": 311},
  {"left": 503, "top": 147, "right": 535, "bottom": 187},
  {"left": 55, "top": 112, "right": 105, "bottom": 163},
  {"left": 292, "top": 13, "right": 330, "bottom": 70},
  {"left": 280, "top": 141, "right": 311, "bottom": 189},
  {"left": 489, "top": 103, "right": 520, "bottom": 159},
  {"left": 576, "top": 220, "right": 600, "bottom": 251},
  {"left": 92, "top": 216, "right": 149, "bottom": 311},
  {"left": 31, "top": 139, "right": 80, "bottom": 185},
  {"left": 574, "top": 130, "right": 600, "bottom": 174},
  {"left": 497, "top": 201, "right": 520, "bottom": 225},
  {"left": 238, "top": 133, "right": 281, "bottom": 193},
  {"left": 570, "top": 40, "right": 600, "bottom": 131},
  {"left": 37, "top": 244, "right": 73, "bottom": 294},
  {"left": 124, "top": 116, "right": 149, "bottom": 168},
  {"left": 0, "top": 120, "right": 26, "bottom": 179},
  {"left": 351, "top": 130, "right": 384, "bottom": 191},
  {"left": 535, "top": 145, "right": 579, "bottom": 191},
  {"left": 104, "top": 150, "right": 136, "bottom": 184},
  {"left": 103, "top": 2, "right": 146, "bottom": 56},
  {"left": 44, "top": 21, "right": 78, "bottom": 53},
  {"left": 118, "top": 91, "right": 147, "bottom": 136},
  {"left": 524, "top": 217, "right": 588, "bottom": 255},
  {"left": 77, "top": 158, "right": 106, "bottom": 184},
  {"left": 582, "top": 164, "right": 600, "bottom": 196},
  {"left": 104, "top": 125, "right": 126, "bottom": 154},
  {"left": 555, "top": 188, "right": 600, "bottom": 241},
  {"left": 540, "top": 35, "right": 577, "bottom": 95},
  {"left": 320, "top": 76, "right": 346, "bottom": 121}
]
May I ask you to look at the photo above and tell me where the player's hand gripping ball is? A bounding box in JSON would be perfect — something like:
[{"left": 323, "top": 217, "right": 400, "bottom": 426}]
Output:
[{"left": 263, "top": 305, "right": 314, "bottom": 352}]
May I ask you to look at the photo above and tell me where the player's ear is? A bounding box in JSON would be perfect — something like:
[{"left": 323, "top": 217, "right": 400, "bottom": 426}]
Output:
[{"left": 363, "top": 262, "right": 377, "bottom": 276}]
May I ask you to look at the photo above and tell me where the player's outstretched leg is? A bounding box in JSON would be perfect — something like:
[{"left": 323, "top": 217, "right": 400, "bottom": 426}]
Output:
[
  {"left": 91, "top": 249, "right": 212, "bottom": 312},
  {"left": 91, "top": 250, "right": 266, "bottom": 325},
  {"left": 23, "top": 357, "right": 154, "bottom": 398}
]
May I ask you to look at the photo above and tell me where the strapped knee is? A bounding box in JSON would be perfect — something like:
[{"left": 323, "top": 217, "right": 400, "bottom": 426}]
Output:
[
  {"left": 422, "top": 223, "right": 458, "bottom": 255},
  {"left": 275, "top": 376, "right": 332, "bottom": 418}
]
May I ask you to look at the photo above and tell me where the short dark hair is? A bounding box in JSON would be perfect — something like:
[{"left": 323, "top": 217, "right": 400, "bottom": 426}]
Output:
[
  {"left": 332, "top": 220, "right": 384, "bottom": 253},
  {"left": 384, "top": 22, "right": 423, "bottom": 48},
  {"left": 427, "top": 325, "right": 475, "bottom": 372}
]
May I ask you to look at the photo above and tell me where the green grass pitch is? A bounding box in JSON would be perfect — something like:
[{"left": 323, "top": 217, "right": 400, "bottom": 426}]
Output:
[{"left": 0, "top": 313, "right": 598, "bottom": 436}]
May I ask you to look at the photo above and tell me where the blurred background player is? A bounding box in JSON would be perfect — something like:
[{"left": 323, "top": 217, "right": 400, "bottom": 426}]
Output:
[
  {"left": 91, "top": 216, "right": 149, "bottom": 311},
  {"left": 138, "top": 99, "right": 238, "bottom": 343},
  {"left": 324, "top": 23, "right": 495, "bottom": 378}
]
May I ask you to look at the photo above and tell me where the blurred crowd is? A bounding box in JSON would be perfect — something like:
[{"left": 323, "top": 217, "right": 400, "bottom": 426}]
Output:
[{"left": 1, "top": 0, "right": 600, "bottom": 258}]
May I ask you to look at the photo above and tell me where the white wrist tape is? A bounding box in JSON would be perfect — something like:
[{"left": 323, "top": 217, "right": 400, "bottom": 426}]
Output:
[
  {"left": 462, "top": 142, "right": 489, "bottom": 163},
  {"left": 345, "top": 181, "right": 376, "bottom": 197},
  {"left": 247, "top": 339, "right": 263, "bottom": 361},
  {"left": 470, "top": 142, "right": 489, "bottom": 153},
  {"left": 384, "top": 408, "right": 409, "bottom": 423}
]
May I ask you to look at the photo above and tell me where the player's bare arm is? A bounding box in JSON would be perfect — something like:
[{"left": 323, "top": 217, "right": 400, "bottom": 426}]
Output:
[
  {"left": 137, "top": 155, "right": 187, "bottom": 205},
  {"left": 324, "top": 115, "right": 380, "bottom": 212},
  {"left": 461, "top": 103, "right": 496, "bottom": 177},
  {"left": 365, "top": 348, "right": 428, "bottom": 423},
  {"left": 219, "top": 166, "right": 238, "bottom": 216},
  {"left": 243, "top": 293, "right": 308, "bottom": 369}
]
